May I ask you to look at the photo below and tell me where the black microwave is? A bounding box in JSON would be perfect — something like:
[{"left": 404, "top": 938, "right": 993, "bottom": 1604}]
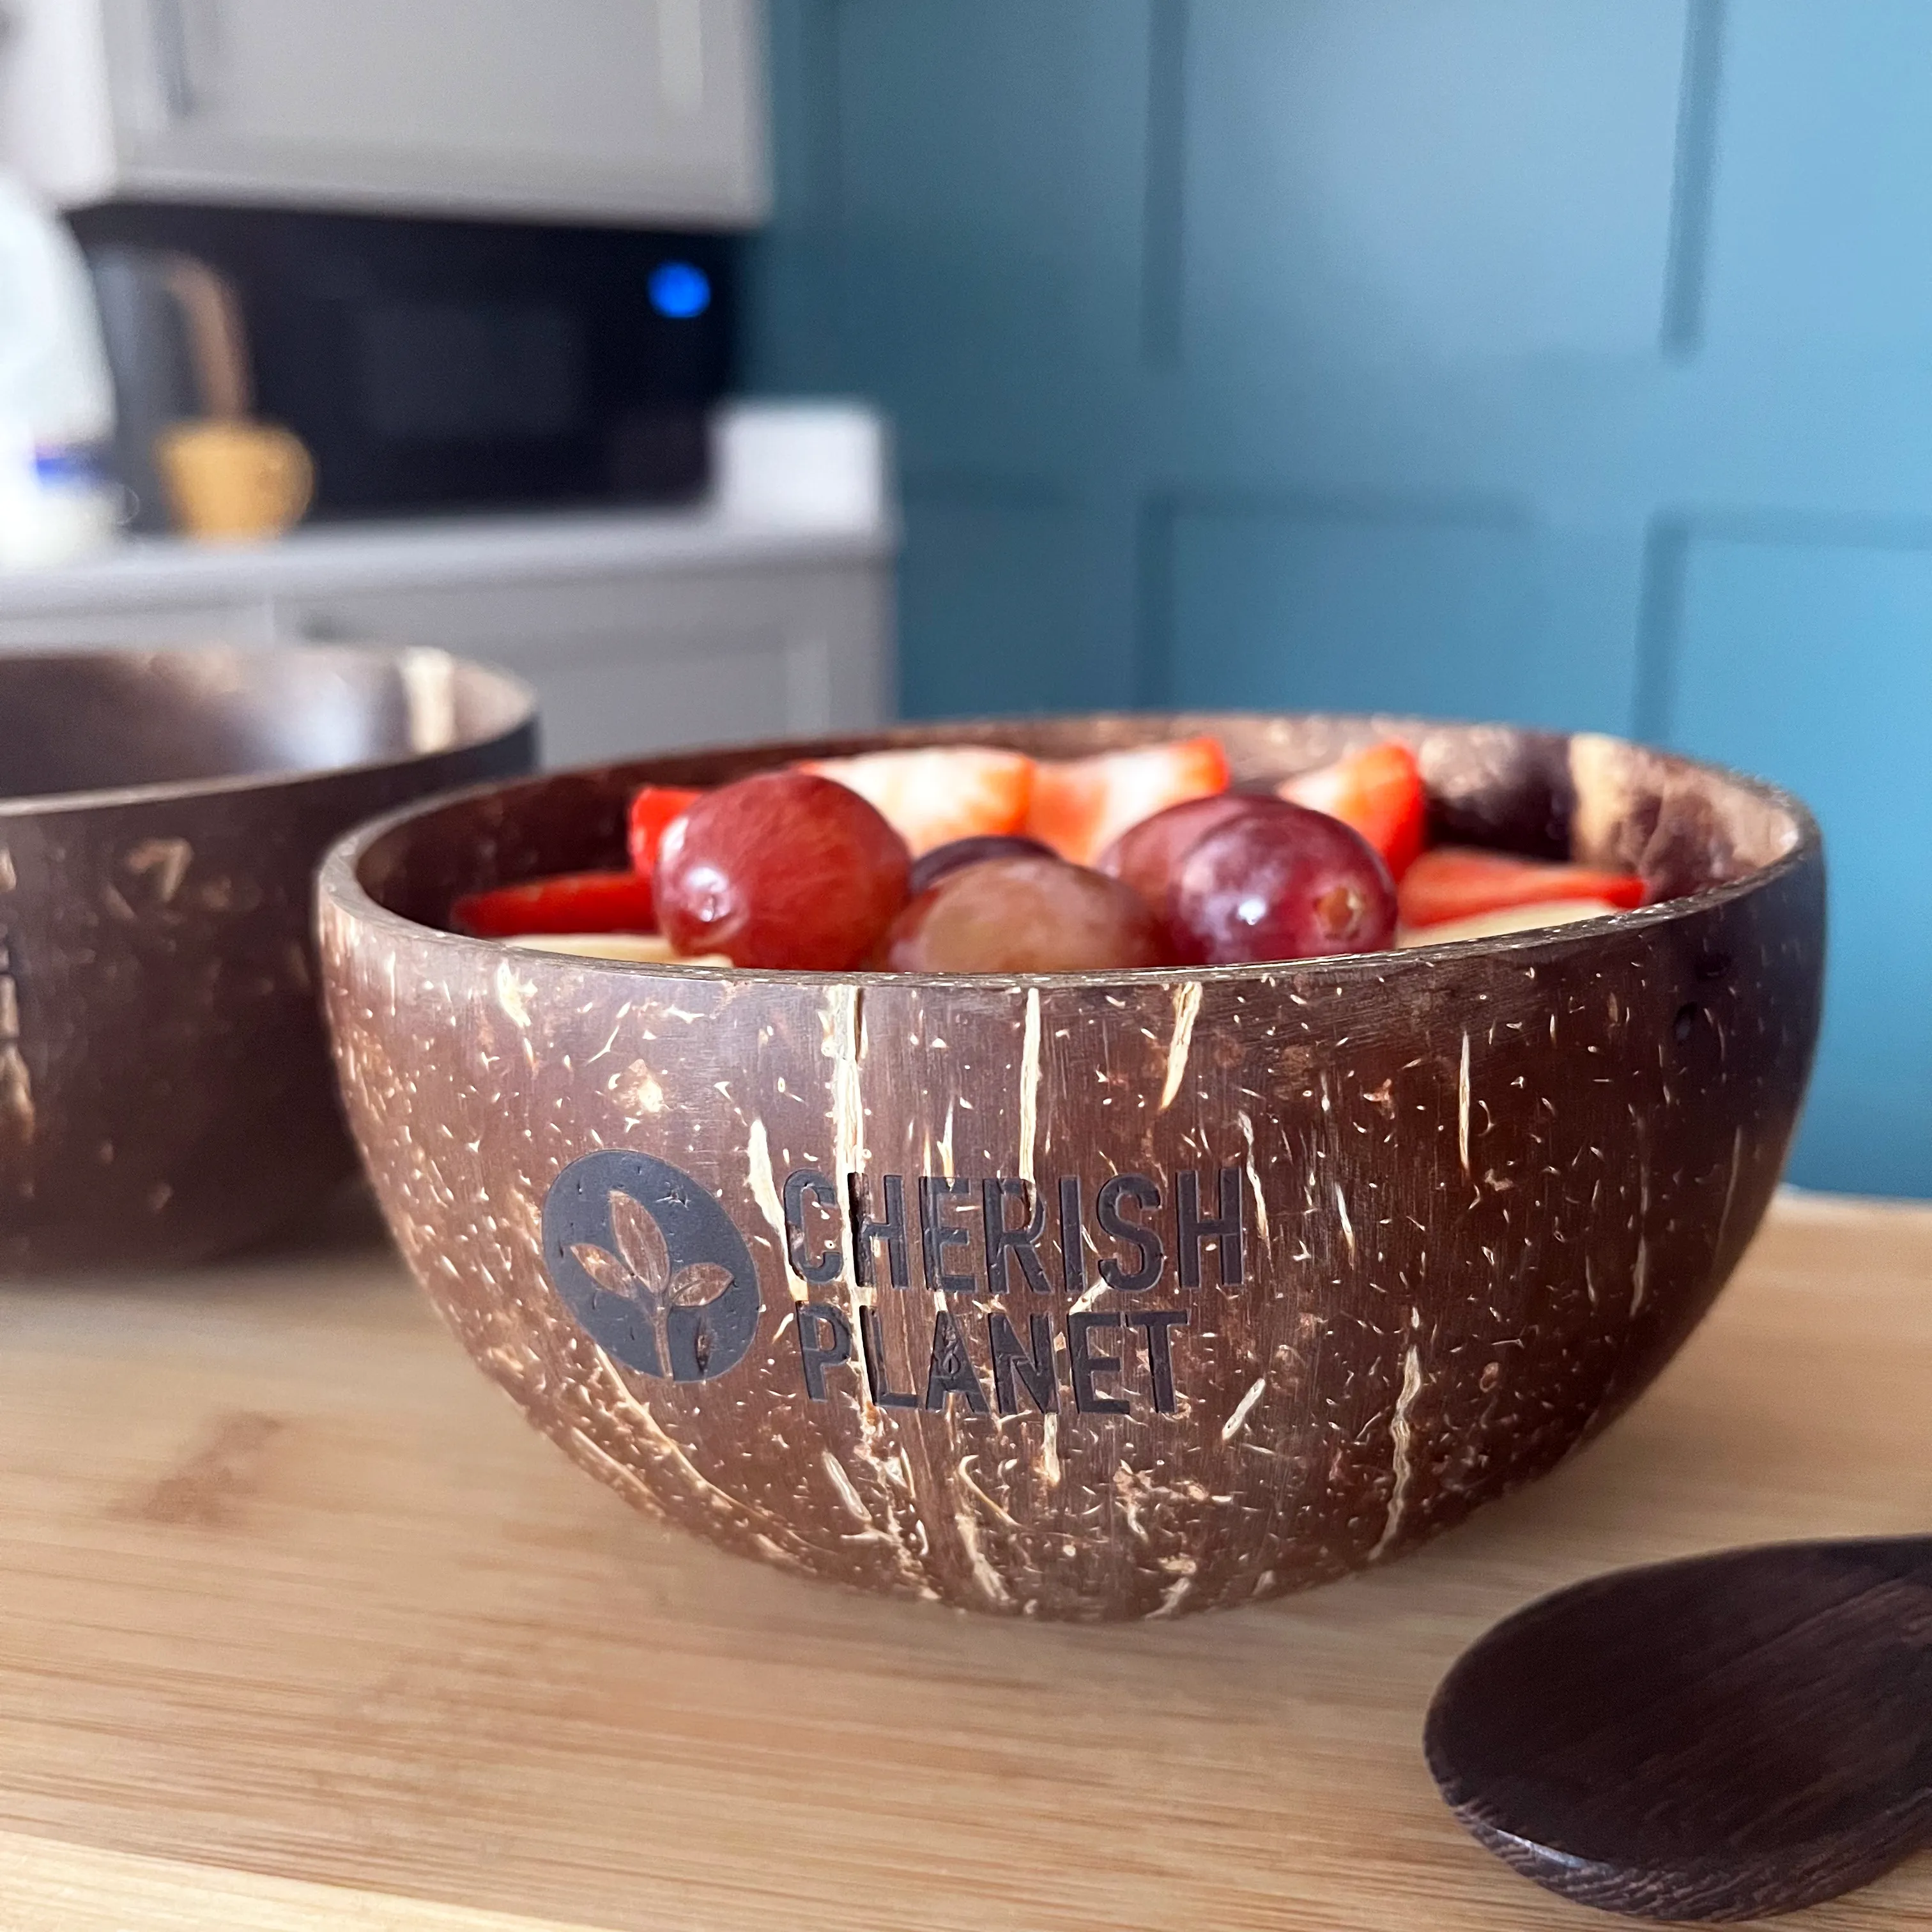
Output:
[{"left": 69, "top": 202, "right": 737, "bottom": 527}]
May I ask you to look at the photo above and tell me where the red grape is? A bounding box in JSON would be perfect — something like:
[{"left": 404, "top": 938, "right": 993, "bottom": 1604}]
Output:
[
  {"left": 1169, "top": 800, "right": 1396, "bottom": 964},
  {"left": 1097, "top": 792, "right": 1269, "bottom": 916},
  {"left": 880, "top": 857, "right": 1165, "bottom": 973},
  {"left": 907, "top": 832, "right": 1056, "bottom": 895},
  {"left": 655, "top": 770, "right": 910, "bottom": 969}
]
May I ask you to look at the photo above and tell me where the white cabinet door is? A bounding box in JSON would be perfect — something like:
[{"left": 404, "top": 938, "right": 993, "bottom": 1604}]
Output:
[{"left": 98, "top": 0, "right": 766, "bottom": 224}]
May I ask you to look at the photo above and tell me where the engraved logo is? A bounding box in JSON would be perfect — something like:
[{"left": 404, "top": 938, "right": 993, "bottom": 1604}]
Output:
[
  {"left": 542, "top": 1149, "right": 761, "bottom": 1382},
  {"left": 542, "top": 1151, "right": 1236, "bottom": 1413}
]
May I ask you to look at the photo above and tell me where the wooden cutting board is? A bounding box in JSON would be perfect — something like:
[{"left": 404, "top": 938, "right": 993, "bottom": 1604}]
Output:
[{"left": 1, "top": 1190, "right": 1928, "bottom": 1931}]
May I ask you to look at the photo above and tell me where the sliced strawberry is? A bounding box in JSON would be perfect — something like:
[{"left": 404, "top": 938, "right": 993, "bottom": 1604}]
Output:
[
  {"left": 452, "top": 870, "right": 657, "bottom": 939},
  {"left": 1278, "top": 740, "right": 1427, "bottom": 880},
  {"left": 504, "top": 932, "right": 732, "bottom": 965},
  {"left": 627, "top": 785, "right": 702, "bottom": 876},
  {"left": 1395, "top": 900, "right": 1623, "bottom": 947},
  {"left": 1026, "top": 735, "right": 1230, "bottom": 866},
  {"left": 799, "top": 746, "right": 1034, "bottom": 857},
  {"left": 1399, "top": 847, "right": 1645, "bottom": 930}
]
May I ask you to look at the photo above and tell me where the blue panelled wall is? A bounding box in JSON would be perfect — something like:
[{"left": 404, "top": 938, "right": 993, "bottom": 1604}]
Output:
[{"left": 745, "top": 1, "right": 1932, "bottom": 1197}]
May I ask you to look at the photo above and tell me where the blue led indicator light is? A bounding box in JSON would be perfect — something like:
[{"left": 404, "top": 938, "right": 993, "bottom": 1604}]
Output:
[{"left": 649, "top": 261, "right": 711, "bottom": 319}]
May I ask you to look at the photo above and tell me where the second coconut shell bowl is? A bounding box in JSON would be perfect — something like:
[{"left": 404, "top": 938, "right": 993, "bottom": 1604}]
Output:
[
  {"left": 1, "top": 644, "right": 535, "bottom": 1273},
  {"left": 319, "top": 715, "right": 1823, "bottom": 1621}
]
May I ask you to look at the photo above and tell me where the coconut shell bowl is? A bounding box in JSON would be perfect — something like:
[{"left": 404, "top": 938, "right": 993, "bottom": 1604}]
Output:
[
  {"left": 0, "top": 644, "right": 535, "bottom": 1273},
  {"left": 319, "top": 716, "right": 1822, "bottom": 1621}
]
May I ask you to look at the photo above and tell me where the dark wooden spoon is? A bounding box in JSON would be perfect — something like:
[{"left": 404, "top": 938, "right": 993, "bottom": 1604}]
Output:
[{"left": 1424, "top": 1538, "right": 1932, "bottom": 1922}]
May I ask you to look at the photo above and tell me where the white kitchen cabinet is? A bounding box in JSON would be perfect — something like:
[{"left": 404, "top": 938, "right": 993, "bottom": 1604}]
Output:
[
  {"left": 277, "top": 562, "right": 884, "bottom": 765},
  {"left": 0, "top": 405, "right": 894, "bottom": 767},
  {"left": 1, "top": 0, "right": 767, "bottom": 226},
  {"left": 0, "top": 595, "right": 272, "bottom": 649}
]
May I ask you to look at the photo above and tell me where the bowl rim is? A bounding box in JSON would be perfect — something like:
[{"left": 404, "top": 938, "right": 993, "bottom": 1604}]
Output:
[
  {"left": 318, "top": 710, "right": 1825, "bottom": 989},
  {"left": 0, "top": 642, "right": 538, "bottom": 820}
]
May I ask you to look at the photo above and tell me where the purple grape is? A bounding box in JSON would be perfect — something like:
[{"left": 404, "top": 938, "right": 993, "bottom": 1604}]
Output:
[
  {"left": 907, "top": 834, "right": 1057, "bottom": 896},
  {"left": 1169, "top": 800, "right": 1397, "bottom": 964}
]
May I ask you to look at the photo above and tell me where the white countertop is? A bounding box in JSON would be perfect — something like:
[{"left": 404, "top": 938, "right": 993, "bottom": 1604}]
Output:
[{"left": 0, "top": 402, "right": 896, "bottom": 611}]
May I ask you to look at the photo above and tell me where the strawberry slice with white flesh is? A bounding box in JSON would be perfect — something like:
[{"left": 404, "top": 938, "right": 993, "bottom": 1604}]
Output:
[
  {"left": 1395, "top": 900, "right": 1624, "bottom": 947},
  {"left": 1026, "top": 735, "right": 1231, "bottom": 867},
  {"left": 1398, "top": 847, "right": 1646, "bottom": 930},
  {"left": 799, "top": 746, "right": 1034, "bottom": 857},
  {"left": 1277, "top": 740, "right": 1426, "bottom": 880}
]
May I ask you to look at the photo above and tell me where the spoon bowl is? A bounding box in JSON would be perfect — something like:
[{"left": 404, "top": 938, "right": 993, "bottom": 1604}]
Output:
[{"left": 1425, "top": 1536, "right": 1932, "bottom": 1920}]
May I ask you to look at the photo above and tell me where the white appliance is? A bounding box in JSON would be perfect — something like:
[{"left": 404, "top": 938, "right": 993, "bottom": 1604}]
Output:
[
  {"left": 0, "top": 402, "right": 894, "bottom": 767},
  {"left": 0, "top": 0, "right": 767, "bottom": 226},
  {"left": 0, "top": 170, "right": 119, "bottom": 568}
]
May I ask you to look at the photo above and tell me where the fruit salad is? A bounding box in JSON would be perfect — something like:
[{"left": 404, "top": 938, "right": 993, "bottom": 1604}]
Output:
[{"left": 448, "top": 735, "right": 1650, "bottom": 972}]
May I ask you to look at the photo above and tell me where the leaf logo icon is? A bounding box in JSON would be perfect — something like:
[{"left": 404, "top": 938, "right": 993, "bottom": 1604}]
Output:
[
  {"left": 568, "top": 1191, "right": 740, "bottom": 1378},
  {"left": 544, "top": 1149, "right": 762, "bottom": 1383}
]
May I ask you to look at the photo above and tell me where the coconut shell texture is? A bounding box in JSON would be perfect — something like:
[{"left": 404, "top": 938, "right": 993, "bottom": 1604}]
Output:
[
  {"left": 1, "top": 645, "right": 534, "bottom": 1272},
  {"left": 320, "top": 716, "right": 1823, "bottom": 1620}
]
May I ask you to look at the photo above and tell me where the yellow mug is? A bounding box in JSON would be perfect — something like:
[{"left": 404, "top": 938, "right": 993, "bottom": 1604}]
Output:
[{"left": 155, "top": 420, "right": 315, "bottom": 543}]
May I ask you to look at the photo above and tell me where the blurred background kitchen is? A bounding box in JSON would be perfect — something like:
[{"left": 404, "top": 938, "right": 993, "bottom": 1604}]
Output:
[{"left": 0, "top": 1, "right": 1922, "bottom": 1199}]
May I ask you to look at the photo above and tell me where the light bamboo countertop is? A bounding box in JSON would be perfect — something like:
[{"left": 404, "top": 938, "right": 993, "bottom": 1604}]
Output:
[{"left": 1, "top": 1191, "right": 1928, "bottom": 1931}]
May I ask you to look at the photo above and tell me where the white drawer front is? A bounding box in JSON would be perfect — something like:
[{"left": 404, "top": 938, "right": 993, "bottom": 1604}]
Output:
[
  {"left": 275, "top": 564, "right": 889, "bottom": 767},
  {"left": 0, "top": 599, "right": 275, "bottom": 650}
]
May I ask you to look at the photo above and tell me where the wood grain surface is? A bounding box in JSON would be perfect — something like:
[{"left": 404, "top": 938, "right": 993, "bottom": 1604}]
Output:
[{"left": 0, "top": 1188, "right": 1927, "bottom": 1931}]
